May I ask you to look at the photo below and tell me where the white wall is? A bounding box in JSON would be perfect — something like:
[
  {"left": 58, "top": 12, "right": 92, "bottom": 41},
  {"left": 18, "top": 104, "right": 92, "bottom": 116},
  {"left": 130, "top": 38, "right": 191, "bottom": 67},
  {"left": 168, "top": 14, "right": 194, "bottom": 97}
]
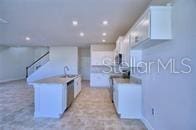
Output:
[
  {"left": 0, "top": 46, "right": 35, "bottom": 82},
  {"left": 50, "top": 46, "right": 78, "bottom": 75},
  {"left": 27, "top": 46, "right": 78, "bottom": 82},
  {"left": 78, "top": 47, "right": 90, "bottom": 80},
  {"left": 0, "top": 46, "right": 50, "bottom": 83},
  {"left": 91, "top": 44, "right": 115, "bottom": 51},
  {"left": 141, "top": 0, "right": 196, "bottom": 130},
  {"left": 34, "top": 47, "right": 49, "bottom": 60}
]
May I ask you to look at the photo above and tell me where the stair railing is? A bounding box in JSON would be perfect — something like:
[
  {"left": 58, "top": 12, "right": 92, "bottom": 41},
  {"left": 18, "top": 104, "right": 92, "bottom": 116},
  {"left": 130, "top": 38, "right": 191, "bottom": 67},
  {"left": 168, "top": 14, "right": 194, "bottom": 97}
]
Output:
[{"left": 26, "top": 51, "right": 49, "bottom": 78}]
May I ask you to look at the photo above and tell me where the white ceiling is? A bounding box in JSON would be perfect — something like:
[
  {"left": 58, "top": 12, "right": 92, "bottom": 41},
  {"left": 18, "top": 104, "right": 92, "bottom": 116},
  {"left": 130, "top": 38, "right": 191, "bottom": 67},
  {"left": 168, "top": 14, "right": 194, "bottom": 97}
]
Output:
[{"left": 0, "top": 0, "right": 169, "bottom": 47}]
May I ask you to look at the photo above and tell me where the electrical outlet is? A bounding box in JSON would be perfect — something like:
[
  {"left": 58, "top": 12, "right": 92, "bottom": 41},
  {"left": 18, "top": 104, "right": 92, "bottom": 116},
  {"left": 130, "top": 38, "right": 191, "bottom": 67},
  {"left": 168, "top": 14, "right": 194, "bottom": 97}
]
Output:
[{"left": 151, "top": 108, "right": 155, "bottom": 116}]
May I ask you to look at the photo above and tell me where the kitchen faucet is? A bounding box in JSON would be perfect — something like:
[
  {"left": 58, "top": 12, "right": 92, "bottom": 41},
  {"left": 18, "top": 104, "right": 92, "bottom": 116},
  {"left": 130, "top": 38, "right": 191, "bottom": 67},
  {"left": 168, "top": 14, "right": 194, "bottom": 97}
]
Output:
[{"left": 64, "top": 66, "right": 69, "bottom": 77}]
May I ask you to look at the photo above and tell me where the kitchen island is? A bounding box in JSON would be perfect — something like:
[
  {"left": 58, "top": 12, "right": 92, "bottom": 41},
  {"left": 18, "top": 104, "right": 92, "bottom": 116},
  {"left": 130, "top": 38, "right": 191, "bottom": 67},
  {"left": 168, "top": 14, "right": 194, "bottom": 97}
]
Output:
[
  {"left": 32, "top": 75, "right": 81, "bottom": 118},
  {"left": 112, "top": 76, "right": 142, "bottom": 119}
]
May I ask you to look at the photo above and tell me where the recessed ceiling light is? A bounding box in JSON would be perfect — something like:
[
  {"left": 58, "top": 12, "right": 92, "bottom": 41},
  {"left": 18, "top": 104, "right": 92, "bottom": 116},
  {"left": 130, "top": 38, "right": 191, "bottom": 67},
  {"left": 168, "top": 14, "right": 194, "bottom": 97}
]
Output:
[
  {"left": 102, "top": 39, "right": 106, "bottom": 43},
  {"left": 102, "top": 20, "right": 108, "bottom": 25},
  {"left": 72, "top": 20, "right": 78, "bottom": 26},
  {"left": 80, "top": 32, "right": 84, "bottom": 37},
  {"left": 102, "top": 32, "right": 107, "bottom": 36},
  {"left": 25, "top": 37, "right": 31, "bottom": 41}
]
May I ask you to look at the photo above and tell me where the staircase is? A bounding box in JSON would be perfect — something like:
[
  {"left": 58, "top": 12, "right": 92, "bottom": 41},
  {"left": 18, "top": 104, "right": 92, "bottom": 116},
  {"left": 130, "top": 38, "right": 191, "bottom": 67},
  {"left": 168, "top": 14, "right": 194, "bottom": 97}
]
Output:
[{"left": 26, "top": 51, "right": 50, "bottom": 78}]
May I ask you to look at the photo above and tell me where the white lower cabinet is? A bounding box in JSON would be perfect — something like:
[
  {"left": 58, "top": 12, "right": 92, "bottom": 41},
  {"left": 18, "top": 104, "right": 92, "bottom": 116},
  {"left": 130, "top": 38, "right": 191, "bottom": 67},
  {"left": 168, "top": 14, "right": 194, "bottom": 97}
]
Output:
[
  {"left": 74, "top": 76, "right": 81, "bottom": 98},
  {"left": 90, "top": 73, "right": 110, "bottom": 87},
  {"left": 34, "top": 84, "right": 67, "bottom": 118},
  {"left": 113, "top": 83, "right": 142, "bottom": 119}
]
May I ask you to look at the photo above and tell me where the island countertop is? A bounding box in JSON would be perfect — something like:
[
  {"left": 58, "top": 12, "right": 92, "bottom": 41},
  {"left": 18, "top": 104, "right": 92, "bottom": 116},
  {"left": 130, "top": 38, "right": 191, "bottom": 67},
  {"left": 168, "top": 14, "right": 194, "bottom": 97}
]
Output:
[
  {"left": 113, "top": 76, "right": 141, "bottom": 85},
  {"left": 33, "top": 75, "right": 79, "bottom": 84}
]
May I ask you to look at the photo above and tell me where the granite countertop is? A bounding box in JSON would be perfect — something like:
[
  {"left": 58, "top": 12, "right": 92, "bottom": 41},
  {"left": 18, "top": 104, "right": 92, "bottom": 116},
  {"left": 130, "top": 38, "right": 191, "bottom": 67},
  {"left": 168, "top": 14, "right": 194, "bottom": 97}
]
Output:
[
  {"left": 113, "top": 76, "right": 141, "bottom": 85},
  {"left": 33, "top": 75, "right": 79, "bottom": 84}
]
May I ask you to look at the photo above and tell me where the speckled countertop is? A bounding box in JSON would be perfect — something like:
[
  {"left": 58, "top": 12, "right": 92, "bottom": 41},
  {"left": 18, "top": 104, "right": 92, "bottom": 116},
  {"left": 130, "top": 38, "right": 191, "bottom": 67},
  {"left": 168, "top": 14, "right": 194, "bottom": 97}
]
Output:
[
  {"left": 33, "top": 75, "right": 79, "bottom": 84},
  {"left": 113, "top": 76, "right": 141, "bottom": 85}
]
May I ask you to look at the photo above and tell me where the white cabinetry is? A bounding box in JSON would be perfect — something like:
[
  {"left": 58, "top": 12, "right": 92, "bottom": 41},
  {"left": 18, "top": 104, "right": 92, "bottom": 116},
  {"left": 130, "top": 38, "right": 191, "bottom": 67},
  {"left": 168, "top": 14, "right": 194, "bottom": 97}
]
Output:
[
  {"left": 115, "top": 37, "right": 124, "bottom": 54},
  {"left": 115, "top": 36, "right": 130, "bottom": 66},
  {"left": 91, "top": 51, "right": 114, "bottom": 66},
  {"left": 90, "top": 73, "right": 110, "bottom": 87},
  {"left": 130, "top": 6, "right": 172, "bottom": 49},
  {"left": 113, "top": 82, "right": 142, "bottom": 119},
  {"left": 90, "top": 44, "right": 114, "bottom": 88},
  {"left": 121, "top": 37, "right": 130, "bottom": 66},
  {"left": 33, "top": 84, "right": 67, "bottom": 118},
  {"left": 74, "top": 76, "right": 81, "bottom": 98}
]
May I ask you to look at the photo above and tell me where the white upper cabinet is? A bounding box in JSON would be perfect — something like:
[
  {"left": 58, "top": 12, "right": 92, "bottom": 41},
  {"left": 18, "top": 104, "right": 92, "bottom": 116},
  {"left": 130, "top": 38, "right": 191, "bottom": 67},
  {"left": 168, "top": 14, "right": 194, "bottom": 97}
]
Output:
[
  {"left": 115, "top": 36, "right": 124, "bottom": 54},
  {"left": 91, "top": 51, "right": 114, "bottom": 66},
  {"left": 91, "top": 44, "right": 115, "bottom": 66},
  {"left": 115, "top": 36, "right": 130, "bottom": 66},
  {"left": 130, "top": 6, "right": 172, "bottom": 49},
  {"left": 121, "top": 37, "right": 130, "bottom": 66}
]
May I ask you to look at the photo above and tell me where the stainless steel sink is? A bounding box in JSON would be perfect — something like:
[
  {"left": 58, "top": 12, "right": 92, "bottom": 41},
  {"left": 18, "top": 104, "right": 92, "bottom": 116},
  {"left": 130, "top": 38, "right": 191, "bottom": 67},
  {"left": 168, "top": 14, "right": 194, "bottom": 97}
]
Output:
[
  {"left": 61, "top": 74, "right": 77, "bottom": 78},
  {"left": 67, "top": 75, "right": 77, "bottom": 78}
]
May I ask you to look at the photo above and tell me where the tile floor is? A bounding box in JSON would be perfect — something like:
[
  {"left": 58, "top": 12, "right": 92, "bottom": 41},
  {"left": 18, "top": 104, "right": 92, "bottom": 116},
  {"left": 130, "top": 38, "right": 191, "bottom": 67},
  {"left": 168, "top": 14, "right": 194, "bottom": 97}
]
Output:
[{"left": 0, "top": 80, "right": 147, "bottom": 130}]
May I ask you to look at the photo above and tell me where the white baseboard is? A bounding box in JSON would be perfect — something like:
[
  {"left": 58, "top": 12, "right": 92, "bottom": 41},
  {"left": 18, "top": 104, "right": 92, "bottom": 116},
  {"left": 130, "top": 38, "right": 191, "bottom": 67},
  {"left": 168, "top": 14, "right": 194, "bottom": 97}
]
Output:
[
  {"left": 34, "top": 112, "right": 62, "bottom": 118},
  {"left": 0, "top": 77, "right": 25, "bottom": 83},
  {"left": 141, "top": 117, "right": 154, "bottom": 130}
]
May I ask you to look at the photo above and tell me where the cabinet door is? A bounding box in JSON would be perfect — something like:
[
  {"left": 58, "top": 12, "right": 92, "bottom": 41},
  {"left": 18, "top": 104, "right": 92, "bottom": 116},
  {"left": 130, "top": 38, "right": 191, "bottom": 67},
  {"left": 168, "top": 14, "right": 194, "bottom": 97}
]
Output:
[
  {"left": 103, "top": 52, "right": 114, "bottom": 66},
  {"left": 131, "top": 10, "right": 150, "bottom": 46},
  {"left": 116, "top": 42, "right": 120, "bottom": 54},
  {"left": 91, "top": 52, "right": 102, "bottom": 65},
  {"left": 130, "top": 28, "right": 136, "bottom": 47},
  {"left": 121, "top": 38, "right": 130, "bottom": 66},
  {"left": 113, "top": 84, "right": 119, "bottom": 113},
  {"left": 116, "top": 38, "right": 121, "bottom": 53},
  {"left": 77, "top": 76, "right": 81, "bottom": 95},
  {"left": 133, "top": 23, "right": 140, "bottom": 46},
  {"left": 91, "top": 51, "right": 114, "bottom": 66},
  {"left": 90, "top": 73, "right": 110, "bottom": 87},
  {"left": 116, "top": 37, "right": 124, "bottom": 54},
  {"left": 74, "top": 78, "right": 78, "bottom": 98},
  {"left": 136, "top": 20, "right": 143, "bottom": 44},
  {"left": 63, "top": 85, "right": 67, "bottom": 111},
  {"left": 141, "top": 10, "right": 150, "bottom": 41}
]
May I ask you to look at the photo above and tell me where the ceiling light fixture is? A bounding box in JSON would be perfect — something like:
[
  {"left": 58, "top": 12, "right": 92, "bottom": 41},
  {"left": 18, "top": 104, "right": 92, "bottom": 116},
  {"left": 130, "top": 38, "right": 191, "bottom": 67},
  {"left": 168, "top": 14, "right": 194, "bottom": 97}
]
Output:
[
  {"left": 25, "top": 37, "right": 31, "bottom": 41},
  {"left": 102, "top": 20, "right": 108, "bottom": 25},
  {"left": 80, "top": 32, "right": 84, "bottom": 37},
  {"left": 102, "top": 32, "right": 107, "bottom": 36},
  {"left": 72, "top": 20, "right": 78, "bottom": 26},
  {"left": 102, "top": 39, "right": 106, "bottom": 43}
]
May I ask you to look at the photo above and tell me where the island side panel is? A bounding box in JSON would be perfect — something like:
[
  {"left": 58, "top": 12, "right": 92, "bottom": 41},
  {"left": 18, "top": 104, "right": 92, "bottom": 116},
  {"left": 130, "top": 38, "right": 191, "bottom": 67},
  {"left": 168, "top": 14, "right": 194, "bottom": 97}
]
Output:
[{"left": 34, "top": 84, "right": 66, "bottom": 118}]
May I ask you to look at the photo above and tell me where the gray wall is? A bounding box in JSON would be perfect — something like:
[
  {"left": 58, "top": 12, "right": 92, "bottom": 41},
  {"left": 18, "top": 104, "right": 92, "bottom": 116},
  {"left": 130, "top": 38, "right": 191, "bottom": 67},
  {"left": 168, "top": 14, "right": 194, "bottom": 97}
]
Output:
[
  {"left": 0, "top": 46, "right": 49, "bottom": 83},
  {"left": 91, "top": 44, "right": 115, "bottom": 51},
  {"left": 78, "top": 47, "right": 90, "bottom": 80},
  {"left": 34, "top": 47, "right": 49, "bottom": 61},
  {"left": 27, "top": 46, "right": 79, "bottom": 82},
  {"left": 50, "top": 46, "right": 78, "bottom": 75},
  {"left": 0, "top": 47, "right": 35, "bottom": 82},
  {"left": 141, "top": 0, "right": 196, "bottom": 130}
]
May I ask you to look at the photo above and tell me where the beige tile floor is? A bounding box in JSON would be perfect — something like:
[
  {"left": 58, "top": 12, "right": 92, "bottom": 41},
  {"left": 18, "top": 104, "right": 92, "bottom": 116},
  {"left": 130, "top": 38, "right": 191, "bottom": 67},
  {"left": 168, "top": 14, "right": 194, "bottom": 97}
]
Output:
[{"left": 0, "top": 80, "right": 147, "bottom": 130}]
